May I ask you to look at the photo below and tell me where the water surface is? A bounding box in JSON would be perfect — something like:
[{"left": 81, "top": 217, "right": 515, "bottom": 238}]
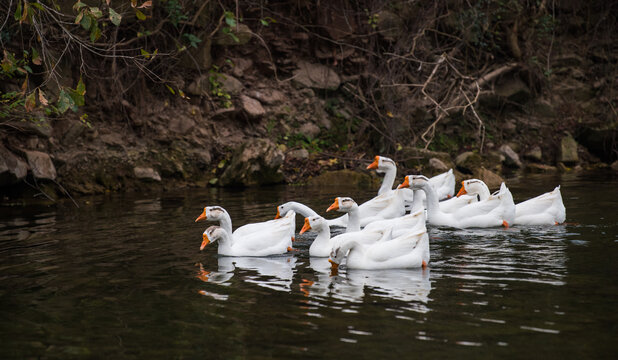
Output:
[{"left": 1, "top": 171, "right": 617, "bottom": 358}]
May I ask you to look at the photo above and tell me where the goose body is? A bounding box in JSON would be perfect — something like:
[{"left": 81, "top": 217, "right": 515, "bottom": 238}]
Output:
[
  {"left": 328, "top": 228, "right": 430, "bottom": 270},
  {"left": 513, "top": 186, "right": 565, "bottom": 225},
  {"left": 399, "top": 175, "right": 515, "bottom": 228},
  {"left": 196, "top": 206, "right": 295, "bottom": 256},
  {"left": 458, "top": 180, "right": 566, "bottom": 225}
]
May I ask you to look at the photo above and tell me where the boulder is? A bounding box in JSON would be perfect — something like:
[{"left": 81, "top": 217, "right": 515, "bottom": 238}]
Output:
[
  {"left": 220, "top": 139, "right": 285, "bottom": 187},
  {"left": 473, "top": 167, "right": 504, "bottom": 189},
  {"left": 219, "top": 74, "right": 244, "bottom": 95},
  {"left": 308, "top": 169, "right": 373, "bottom": 188},
  {"left": 249, "top": 89, "right": 286, "bottom": 105},
  {"left": 24, "top": 150, "right": 57, "bottom": 180},
  {"left": 213, "top": 24, "right": 252, "bottom": 46},
  {"left": 169, "top": 116, "right": 196, "bottom": 134},
  {"left": 293, "top": 61, "right": 341, "bottom": 90},
  {"left": 428, "top": 158, "right": 449, "bottom": 172},
  {"left": 0, "top": 146, "right": 28, "bottom": 186},
  {"left": 560, "top": 133, "right": 579, "bottom": 164},
  {"left": 134, "top": 167, "right": 162, "bottom": 182},
  {"left": 298, "top": 123, "right": 321, "bottom": 138},
  {"left": 186, "top": 74, "right": 210, "bottom": 96},
  {"left": 524, "top": 146, "right": 543, "bottom": 162},
  {"left": 240, "top": 95, "right": 265, "bottom": 118},
  {"left": 231, "top": 58, "right": 253, "bottom": 77},
  {"left": 611, "top": 160, "right": 618, "bottom": 172},
  {"left": 455, "top": 151, "right": 483, "bottom": 174},
  {"left": 287, "top": 148, "right": 309, "bottom": 160},
  {"left": 499, "top": 144, "right": 522, "bottom": 168}
]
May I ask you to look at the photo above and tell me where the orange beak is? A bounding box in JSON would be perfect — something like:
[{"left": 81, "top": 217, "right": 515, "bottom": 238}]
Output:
[
  {"left": 328, "top": 258, "right": 339, "bottom": 275},
  {"left": 326, "top": 198, "right": 339, "bottom": 212},
  {"left": 397, "top": 176, "right": 410, "bottom": 189},
  {"left": 195, "top": 209, "right": 206, "bottom": 222},
  {"left": 300, "top": 218, "right": 311, "bottom": 234},
  {"left": 200, "top": 233, "right": 210, "bottom": 250},
  {"left": 456, "top": 181, "right": 467, "bottom": 197},
  {"left": 366, "top": 156, "right": 379, "bottom": 170},
  {"left": 274, "top": 207, "right": 281, "bottom": 219}
]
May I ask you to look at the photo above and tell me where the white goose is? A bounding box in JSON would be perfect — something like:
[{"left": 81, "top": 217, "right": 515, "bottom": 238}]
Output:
[
  {"left": 300, "top": 209, "right": 427, "bottom": 257},
  {"left": 458, "top": 180, "right": 566, "bottom": 225},
  {"left": 195, "top": 206, "right": 295, "bottom": 255},
  {"left": 399, "top": 175, "right": 515, "bottom": 228},
  {"left": 328, "top": 228, "right": 430, "bottom": 270},
  {"left": 366, "top": 155, "right": 422, "bottom": 212}
]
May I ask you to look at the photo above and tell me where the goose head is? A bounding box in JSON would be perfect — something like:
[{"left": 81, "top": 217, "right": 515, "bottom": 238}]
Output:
[
  {"left": 200, "top": 226, "right": 226, "bottom": 250},
  {"left": 398, "top": 175, "right": 430, "bottom": 189},
  {"left": 299, "top": 216, "right": 327, "bottom": 234},
  {"left": 366, "top": 155, "right": 396, "bottom": 173},
  {"left": 456, "top": 179, "right": 488, "bottom": 197},
  {"left": 326, "top": 197, "right": 357, "bottom": 213},
  {"left": 195, "top": 206, "right": 227, "bottom": 222},
  {"left": 275, "top": 203, "right": 289, "bottom": 219}
]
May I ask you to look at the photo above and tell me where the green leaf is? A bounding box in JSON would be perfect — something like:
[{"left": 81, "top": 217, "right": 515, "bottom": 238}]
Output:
[
  {"left": 224, "top": 12, "right": 236, "bottom": 27},
  {"left": 90, "top": 25, "right": 101, "bottom": 42},
  {"left": 57, "top": 90, "right": 75, "bottom": 113},
  {"left": 260, "top": 19, "right": 269, "bottom": 26},
  {"left": 30, "top": 2, "right": 44, "bottom": 11},
  {"left": 75, "top": 77, "right": 86, "bottom": 96},
  {"left": 165, "top": 84, "right": 175, "bottom": 95},
  {"left": 73, "top": 1, "right": 88, "bottom": 11},
  {"left": 135, "top": 9, "right": 146, "bottom": 21},
  {"left": 31, "top": 48, "right": 41, "bottom": 65},
  {"left": 90, "top": 7, "right": 103, "bottom": 19},
  {"left": 23, "top": 65, "right": 32, "bottom": 73},
  {"left": 109, "top": 8, "right": 122, "bottom": 26},
  {"left": 80, "top": 13, "right": 92, "bottom": 30},
  {"left": 14, "top": 1, "right": 22, "bottom": 21},
  {"left": 140, "top": 48, "right": 150, "bottom": 58}
]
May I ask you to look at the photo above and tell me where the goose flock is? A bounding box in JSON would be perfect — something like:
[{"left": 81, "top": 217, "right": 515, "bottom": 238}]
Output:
[{"left": 195, "top": 155, "right": 566, "bottom": 272}]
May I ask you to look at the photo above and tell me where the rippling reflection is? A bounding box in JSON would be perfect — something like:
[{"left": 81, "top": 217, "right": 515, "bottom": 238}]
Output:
[
  {"left": 429, "top": 225, "right": 568, "bottom": 286},
  {"left": 197, "top": 255, "right": 297, "bottom": 292}
]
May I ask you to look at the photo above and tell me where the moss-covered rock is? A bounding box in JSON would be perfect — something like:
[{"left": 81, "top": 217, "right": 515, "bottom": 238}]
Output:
[{"left": 220, "top": 138, "right": 284, "bottom": 187}]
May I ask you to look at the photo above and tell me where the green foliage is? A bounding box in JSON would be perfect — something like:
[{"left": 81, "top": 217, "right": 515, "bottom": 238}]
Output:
[
  {"left": 183, "top": 33, "right": 202, "bottom": 48},
  {"left": 221, "top": 11, "right": 240, "bottom": 43},
  {"left": 164, "top": 0, "right": 187, "bottom": 27},
  {"left": 365, "top": 9, "right": 379, "bottom": 29},
  {"left": 208, "top": 65, "right": 232, "bottom": 108}
]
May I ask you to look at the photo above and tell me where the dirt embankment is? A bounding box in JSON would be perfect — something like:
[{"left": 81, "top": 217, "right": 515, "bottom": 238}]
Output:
[{"left": 0, "top": 1, "right": 616, "bottom": 205}]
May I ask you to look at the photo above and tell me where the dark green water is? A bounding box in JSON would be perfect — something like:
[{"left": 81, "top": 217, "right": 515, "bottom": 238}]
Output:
[{"left": 1, "top": 171, "right": 617, "bottom": 359}]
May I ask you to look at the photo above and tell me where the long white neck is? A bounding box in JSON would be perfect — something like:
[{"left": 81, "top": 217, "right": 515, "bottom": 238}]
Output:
[
  {"left": 378, "top": 166, "right": 397, "bottom": 195},
  {"left": 218, "top": 211, "right": 234, "bottom": 234},
  {"left": 340, "top": 239, "right": 364, "bottom": 261},
  {"left": 287, "top": 202, "right": 318, "bottom": 218},
  {"left": 473, "top": 185, "right": 491, "bottom": 200},
  {"left": 345, "top": 206, "right": 361, "bottom": 232},
  {"left": 310, "top": 225, "right": 331, "bottom": 252},
  {"left": 419, "top": 182, "right": 442, "bottom": 219},
  {"left": 215, "top": 228, "right": 234, "bottom": 253}
]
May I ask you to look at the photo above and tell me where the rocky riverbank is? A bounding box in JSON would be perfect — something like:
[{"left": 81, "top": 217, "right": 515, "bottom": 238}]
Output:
[{"left": 1, "top": 1, "right": 616, "bottom": 205}]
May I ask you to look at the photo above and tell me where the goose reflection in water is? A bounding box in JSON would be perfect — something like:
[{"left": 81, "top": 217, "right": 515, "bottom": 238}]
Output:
[
  {"left": 430, "top": 225, "right": 569, "bottom": 286},
  {"left": 300, "top": 257, "right": 432, "bottom": 307},
  {"left": 196, "top": 255, "right": 297, "bottom": 292}
]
